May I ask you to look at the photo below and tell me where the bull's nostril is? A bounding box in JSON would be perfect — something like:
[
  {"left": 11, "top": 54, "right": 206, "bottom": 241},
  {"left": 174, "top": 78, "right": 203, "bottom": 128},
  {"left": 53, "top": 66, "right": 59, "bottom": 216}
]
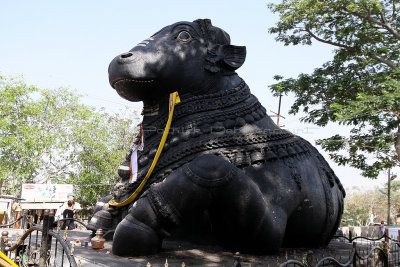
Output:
[{"left": 120, "top": 52, "right": 133, "bottom": 59}]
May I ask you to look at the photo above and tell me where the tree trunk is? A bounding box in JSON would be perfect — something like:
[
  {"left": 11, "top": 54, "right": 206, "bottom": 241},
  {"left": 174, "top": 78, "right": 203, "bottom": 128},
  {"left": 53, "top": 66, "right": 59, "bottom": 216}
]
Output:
[
  {"left": 395, "top": 124, "right": 400, "bottom": 163},
  {"left": 0, "top": 179, "right": 3, "bottom": 195}
]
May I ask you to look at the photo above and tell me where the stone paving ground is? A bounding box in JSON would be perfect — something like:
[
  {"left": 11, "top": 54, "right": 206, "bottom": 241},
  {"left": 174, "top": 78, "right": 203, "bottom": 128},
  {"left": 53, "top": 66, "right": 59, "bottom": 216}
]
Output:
[{"left": 1, "top": 229, "right": 390, "bottom": 267}]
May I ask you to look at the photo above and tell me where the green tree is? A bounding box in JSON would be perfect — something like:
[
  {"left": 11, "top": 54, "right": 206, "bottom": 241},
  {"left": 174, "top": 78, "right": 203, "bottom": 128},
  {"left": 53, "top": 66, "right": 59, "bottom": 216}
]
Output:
[
  {"left": 0, "top": 74, "right": 139, "bottom": 208},
  {"left": 0, "top": 75, "right": 47, "bottom": 191},
  {"left": 383, "top": 179, "right": 400, "bottom": 223},
  {"left": 62, "top": 108, "right": 140, "bottom": 209},
  {"left": 268, "top": 0, "right": 400, "bottom": 178},
  {"left": 342, "top": 187, "right": 386, "bottom": 226}
]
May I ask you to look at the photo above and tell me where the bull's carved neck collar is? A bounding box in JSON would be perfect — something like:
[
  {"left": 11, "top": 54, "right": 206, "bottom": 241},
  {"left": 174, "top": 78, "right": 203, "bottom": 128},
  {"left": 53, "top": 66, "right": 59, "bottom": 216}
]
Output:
[
  {"left": 142, "top": 76, "right": 247, "bottom": 121},
  {"left": 141, "top": 75, "right": 244, "bottom": 118}
]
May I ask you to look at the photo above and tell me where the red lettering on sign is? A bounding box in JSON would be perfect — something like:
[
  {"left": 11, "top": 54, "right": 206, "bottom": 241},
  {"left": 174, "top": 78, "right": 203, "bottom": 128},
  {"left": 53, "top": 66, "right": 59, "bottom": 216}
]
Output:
[{"left": 24, "top": 185, "right": 35, "bottom": 189}]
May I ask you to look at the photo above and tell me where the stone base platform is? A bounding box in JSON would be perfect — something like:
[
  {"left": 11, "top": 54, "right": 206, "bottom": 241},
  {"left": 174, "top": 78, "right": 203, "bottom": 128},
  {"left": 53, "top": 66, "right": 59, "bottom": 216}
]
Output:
[
  {"left": 67, "top": 230, "right": 354, "bottom": 267},
  {"left": 3, "top": 229, "right": 356, "bottom": 267}
]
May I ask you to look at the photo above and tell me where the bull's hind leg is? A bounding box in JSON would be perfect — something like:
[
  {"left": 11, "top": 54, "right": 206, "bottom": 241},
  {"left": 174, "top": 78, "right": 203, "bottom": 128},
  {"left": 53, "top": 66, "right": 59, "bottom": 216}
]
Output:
[
  {"left": 112, "top": 154, "right": 286, "bottom": 256},
  {"left": 208, "top": 172, "right": 287, "bottom": 253}
]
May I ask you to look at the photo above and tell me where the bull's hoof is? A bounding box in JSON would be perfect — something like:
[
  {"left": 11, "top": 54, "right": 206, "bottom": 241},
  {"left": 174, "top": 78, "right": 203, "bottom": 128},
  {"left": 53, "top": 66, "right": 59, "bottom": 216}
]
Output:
[
  {"left": 112, "top": 214, "right": 161, "bottom": 256},
  {"left": 87, "top": 209, "right": 113, "bottom": 232}
]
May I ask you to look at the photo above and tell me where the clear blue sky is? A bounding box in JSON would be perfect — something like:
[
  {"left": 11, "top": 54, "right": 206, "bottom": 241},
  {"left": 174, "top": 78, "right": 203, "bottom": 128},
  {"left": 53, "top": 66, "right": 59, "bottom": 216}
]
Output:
[{"left": 0, "top": 0, "right": 387, "bottom": 190}]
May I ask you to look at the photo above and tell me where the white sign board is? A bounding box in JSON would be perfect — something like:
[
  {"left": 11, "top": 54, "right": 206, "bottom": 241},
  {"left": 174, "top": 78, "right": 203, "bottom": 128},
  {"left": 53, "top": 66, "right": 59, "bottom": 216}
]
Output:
[
  {"left": 21, "top": 184, "right": 73, "bottom": 202},
  {"left": 0, "top": 201, "right": 9, "bottom": 211}
]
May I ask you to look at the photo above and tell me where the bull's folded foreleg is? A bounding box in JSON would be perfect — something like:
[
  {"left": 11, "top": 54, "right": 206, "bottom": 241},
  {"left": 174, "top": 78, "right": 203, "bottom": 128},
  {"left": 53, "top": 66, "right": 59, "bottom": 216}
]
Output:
[{"left": 112, "top": 164, "right": 213, "bottom": 256}]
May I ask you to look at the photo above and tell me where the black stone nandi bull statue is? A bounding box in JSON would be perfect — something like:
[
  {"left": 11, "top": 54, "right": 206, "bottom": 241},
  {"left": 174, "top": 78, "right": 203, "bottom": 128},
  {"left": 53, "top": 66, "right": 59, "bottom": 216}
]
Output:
[{"left": 87, "top": 19, "right": 345, "bottom": 256}]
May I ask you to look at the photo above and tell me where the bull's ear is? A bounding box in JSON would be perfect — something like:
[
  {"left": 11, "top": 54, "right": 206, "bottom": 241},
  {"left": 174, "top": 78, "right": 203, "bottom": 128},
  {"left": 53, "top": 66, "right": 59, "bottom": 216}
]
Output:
[
  {"left": 221, "top": 45, "right": 246, "bottom": 70},
  {"left": 205, "top": 44, "right": 246, "bottom": 73}
]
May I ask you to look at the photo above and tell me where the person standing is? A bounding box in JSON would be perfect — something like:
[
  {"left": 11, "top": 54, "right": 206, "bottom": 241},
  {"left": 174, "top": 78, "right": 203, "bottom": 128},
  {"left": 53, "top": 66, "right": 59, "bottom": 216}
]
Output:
[
  {"left": 380, "top": 221, "right": 385, "bottom": 234},
  {"left": 61, "top": 200, "right": 75, "bottom": 230},
  {"left": 54, "top": 193, "right": 81, "bottom": 224}
]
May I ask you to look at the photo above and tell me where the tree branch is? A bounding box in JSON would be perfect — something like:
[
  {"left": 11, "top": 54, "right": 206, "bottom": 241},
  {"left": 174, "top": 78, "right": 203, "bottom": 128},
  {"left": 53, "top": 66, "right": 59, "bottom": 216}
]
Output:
[
  {"left": 395, "top": 122, "right": 400, "bottom": 162},
  {"left": 389, "top": 0, "right": 396, "bottom": 22},
  {"left": 346, "top": 9, "right": 400, "bottom": 40},
  {"left": 382, "top": 21, "right": 400, "bottom": 40},
  {"left": 349, "top": 143, "right": 395, "bottom": 161},
  {"left": 304, "top": 26, "right": 359, "bottom": 52},
  {"left": 305, "top": 26, "right": 398, "bottom": 69},
  {"left": 380, "top": 11, "right": 387, "bottom": 24},
  {"left": 369, "top": 54, "right": 398, "bottom": 69}
]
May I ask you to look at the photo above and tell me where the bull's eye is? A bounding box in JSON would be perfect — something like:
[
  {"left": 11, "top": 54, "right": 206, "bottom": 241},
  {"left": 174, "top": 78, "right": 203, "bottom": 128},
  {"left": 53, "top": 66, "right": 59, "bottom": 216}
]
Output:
[{"left": 177, "top": 31, "right": 192, "bottom": 42}]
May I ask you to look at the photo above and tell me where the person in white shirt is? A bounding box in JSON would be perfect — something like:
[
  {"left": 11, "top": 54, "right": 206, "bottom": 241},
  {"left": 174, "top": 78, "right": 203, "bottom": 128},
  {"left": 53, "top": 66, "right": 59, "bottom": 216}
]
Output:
[{"left": 54, "top": 193, "right": 81, "bottom": 224}]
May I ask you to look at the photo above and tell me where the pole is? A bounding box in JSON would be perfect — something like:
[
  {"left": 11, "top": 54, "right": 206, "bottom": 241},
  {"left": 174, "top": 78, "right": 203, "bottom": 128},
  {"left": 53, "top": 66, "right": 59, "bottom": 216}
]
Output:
[
  {"left": 388, "top": 169, "right": 391, "bottom": 226},
  {"left": 39, "top": 209, "right": 50, "bottom": 267},
  {"left": 277, "top": 94, "right": 282, "bottom": 127}
]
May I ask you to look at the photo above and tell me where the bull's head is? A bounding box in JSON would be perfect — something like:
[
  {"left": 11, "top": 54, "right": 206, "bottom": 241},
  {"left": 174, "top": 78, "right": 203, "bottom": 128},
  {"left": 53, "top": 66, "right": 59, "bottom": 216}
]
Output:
[{"left": 108, "top": 19, "right": 246, "bottom": 102}]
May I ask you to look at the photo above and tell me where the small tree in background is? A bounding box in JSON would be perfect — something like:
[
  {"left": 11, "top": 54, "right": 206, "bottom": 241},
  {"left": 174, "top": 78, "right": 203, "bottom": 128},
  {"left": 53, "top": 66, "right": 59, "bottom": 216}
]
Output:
[
  {"left": 383, "top": 179, "right": 400, "bottom": 223},
  {"left": 342, "top": 187, "right": 387, "bottom": 226},
  {"left": 268, "top": 0, "right": 400, "bottom": 178},
  {"left": 0, "top": 74, "right": 139, "bottom": 209}
]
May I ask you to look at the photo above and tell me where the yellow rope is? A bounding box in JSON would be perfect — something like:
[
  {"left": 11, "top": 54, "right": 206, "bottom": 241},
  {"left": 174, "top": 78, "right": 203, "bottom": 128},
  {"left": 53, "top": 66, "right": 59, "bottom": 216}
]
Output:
[
  {"left": 0, "top": 251, "right": 18, "bottom": 267},
  {"left": 109, "top": 92, "right": 181, "bottom": 207}
]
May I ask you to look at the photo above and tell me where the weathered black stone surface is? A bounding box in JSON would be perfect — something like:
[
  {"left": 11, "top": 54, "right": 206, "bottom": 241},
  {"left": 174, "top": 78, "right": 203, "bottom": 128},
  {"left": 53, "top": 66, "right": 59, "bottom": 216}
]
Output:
[{"left": 88, "top": 19, "right": 345, "bottom": 256}]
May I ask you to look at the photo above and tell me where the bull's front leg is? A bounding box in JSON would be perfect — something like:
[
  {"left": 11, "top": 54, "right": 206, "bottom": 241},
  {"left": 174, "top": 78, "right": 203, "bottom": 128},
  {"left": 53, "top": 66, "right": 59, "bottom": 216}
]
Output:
[{"left": 112, "top": 157, "right": 214, "bottom": 256}]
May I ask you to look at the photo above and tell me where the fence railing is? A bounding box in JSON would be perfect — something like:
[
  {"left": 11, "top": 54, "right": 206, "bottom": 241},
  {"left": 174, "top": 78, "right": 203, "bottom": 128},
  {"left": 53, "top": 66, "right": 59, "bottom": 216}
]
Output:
[
  {"left": 278, "top": 242, "right": 389, "bottom": 267},
  {"left": 0, "top": 209, "right": 79, "bottom": 267},
  {"left": 275, "top": 232, "right": 399, "bottom": 267}
]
